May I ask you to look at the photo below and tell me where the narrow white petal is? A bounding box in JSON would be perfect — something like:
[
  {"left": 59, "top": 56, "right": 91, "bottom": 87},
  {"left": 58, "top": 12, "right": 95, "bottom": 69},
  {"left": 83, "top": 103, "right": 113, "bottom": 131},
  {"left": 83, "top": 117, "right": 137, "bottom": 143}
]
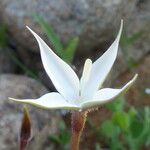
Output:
[
  {"left": 82, "top": 20, "right": 123, "bottom": 100},
  {"left": 26, "top": 27, "right": 79, "bottom": 101},
  {"left": 80, "top": 59, "right": 92, "bottom": 95},
  {"left": 81, "top": 74, "right": 138, "bottom": 110},
  {"left": 9, "top": 92, "right": 80, "bottom": 110}
]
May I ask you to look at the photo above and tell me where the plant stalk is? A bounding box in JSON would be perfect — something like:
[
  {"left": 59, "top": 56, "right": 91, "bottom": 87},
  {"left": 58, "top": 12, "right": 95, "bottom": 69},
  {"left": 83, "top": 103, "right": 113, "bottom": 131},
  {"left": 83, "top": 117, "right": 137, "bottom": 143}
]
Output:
[{"left": 71, "top": 111, "right": 87, "bottom": 150}]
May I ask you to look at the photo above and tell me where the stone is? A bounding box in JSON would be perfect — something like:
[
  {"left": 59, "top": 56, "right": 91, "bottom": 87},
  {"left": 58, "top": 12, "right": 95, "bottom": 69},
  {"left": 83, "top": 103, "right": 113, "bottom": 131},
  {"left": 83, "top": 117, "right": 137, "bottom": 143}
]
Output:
[
  {"left": 0, "top": 0, "right": 149, "bottom": 83},
  {"left": 0, "top": 74, "right": 62, "bottom": 150},
  {"left": 0, "top": 0, "right": 149, "bottom": 97},
  {"left": 0, "top": 0, "right": 149, "bottom": 55}
]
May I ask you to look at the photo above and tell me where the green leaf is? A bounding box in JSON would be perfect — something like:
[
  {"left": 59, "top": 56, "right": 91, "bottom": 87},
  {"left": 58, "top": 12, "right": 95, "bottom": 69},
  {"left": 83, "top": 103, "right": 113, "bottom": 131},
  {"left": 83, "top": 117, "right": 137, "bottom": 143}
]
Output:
[
  {"left": 0, "top": 24, "right": 7, "bottom": 47},
  {"left": 95, "top": 143, "right": 101, "bottom": 150},
  {"left": 49, "top": 120, "right": 70, "bottom": 145},
  {"left": 49, "top": 135, "right": 62, "bottom": 144},
  {"left": 128, "top": 107, "right": 137, "bottom": 119},
  {"left": 105, "top": 96, "right": 125, "bottom": 112},
  {"left": 127, "top": 57, "right": 138, "bottom": 69},
  {"left": 120, "top": 31, "right": 143, "bottom": 69},
  {"left": 59, "top": 121, "right": 70, "bottom": 144},
  {"left": 129, "top": 113, "right": 143, "bottom": 138},
  {"left": 101, "top": 120, "right": 123, "bottom": 150},
  {"left": 121, "top": 31, "right": 143, "bottom": 48},
  {"left": 128, "top": 31, "right": 143, "bottom": 45},
  {"left": 63, "top": 37, "right": 79, "bottom": 63},
  {"left": 101, "top": 120, "right": 120, "bottom": 138},
  {"left": 138, "top": 107, "right": 150, "bottom": 142},
  {"left": 34, "top": 15, "right": 63, "bottom": 57},
  {"left": 5, "top": 49, "right": 39, "bottom": 80},
  {"left": 34, "top": 15, "right": 79, "bottom": 64},
  {"left": 121, "top": 32, "right": 129, "bottom": 48},
  {"left": 112, "top": 111, "right": 129, "bottom": 131},
  {"left": 145, "top": 134, "right": 150, "bottom": 146}
]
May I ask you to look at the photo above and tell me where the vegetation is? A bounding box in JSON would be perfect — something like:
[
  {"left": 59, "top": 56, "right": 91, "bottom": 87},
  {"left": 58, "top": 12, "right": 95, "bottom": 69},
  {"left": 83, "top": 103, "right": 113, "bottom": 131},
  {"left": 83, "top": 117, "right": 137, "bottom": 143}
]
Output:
[{"left": 34, "top": 15, "right": 79, "bottom": 64}]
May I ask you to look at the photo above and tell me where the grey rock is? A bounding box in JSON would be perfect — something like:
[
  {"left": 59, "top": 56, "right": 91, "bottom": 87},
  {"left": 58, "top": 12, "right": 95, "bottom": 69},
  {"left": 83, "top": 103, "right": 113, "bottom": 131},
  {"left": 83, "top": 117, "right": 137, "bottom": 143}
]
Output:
[
  {"left": 0, "top": 74, "right": 62, "bottom": 150},
  {"left": 0, "top": 0, "right": 149, "bottom": 54},
  {"left": 0, "top": 0, "right": 149, "bottom": 81}
]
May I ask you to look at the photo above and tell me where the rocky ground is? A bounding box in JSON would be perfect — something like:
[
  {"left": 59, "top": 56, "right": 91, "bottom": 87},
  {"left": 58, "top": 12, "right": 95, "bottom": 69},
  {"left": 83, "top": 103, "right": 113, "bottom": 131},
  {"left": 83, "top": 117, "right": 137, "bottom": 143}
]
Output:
[
  {"left": 0, "top": 0, "right": 149, "bottom": 149},
  {"left": 0, "top": 74, "right": 62, "bottom": 150}
]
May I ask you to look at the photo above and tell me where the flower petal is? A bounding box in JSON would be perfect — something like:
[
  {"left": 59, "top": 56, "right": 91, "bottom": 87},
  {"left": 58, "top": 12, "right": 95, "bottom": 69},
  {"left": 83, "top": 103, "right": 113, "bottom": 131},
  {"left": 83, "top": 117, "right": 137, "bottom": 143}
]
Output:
[
  {"left": 26, "top": 27, "right": 79, "bottom": 101},
  {"left": 9, "top": 92, "right": 80, "bottom": 110},
  {"left": 81, "top": 74, "right": 138, "bottom": 110},
  {"left": 80, "top": 59, "right": 92, "bottom": 96},
  {"left": 82, "top": 20, "right": 123, "bottom": 100}
]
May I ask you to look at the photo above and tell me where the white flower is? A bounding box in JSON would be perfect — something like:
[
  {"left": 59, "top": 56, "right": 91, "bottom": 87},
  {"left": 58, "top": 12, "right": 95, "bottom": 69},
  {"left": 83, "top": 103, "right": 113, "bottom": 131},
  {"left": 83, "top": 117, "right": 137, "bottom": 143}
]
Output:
[{"left": 9, "top": 20, "right": 138, "bottom": 111}]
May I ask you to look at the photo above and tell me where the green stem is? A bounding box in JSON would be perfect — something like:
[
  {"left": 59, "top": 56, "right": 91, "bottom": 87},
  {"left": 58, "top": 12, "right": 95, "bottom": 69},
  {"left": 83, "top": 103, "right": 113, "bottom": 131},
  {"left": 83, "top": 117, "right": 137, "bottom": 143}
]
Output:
[{"left": 71, "top": 111, "right": 87, "bottom": 150}]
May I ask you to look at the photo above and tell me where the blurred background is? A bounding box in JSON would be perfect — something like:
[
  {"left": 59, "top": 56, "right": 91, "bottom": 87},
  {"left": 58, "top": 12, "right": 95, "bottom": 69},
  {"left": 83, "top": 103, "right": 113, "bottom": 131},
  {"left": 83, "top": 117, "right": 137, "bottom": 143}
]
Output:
[{"left": 0, "top": 0, "right": 150, "bottom": 149}]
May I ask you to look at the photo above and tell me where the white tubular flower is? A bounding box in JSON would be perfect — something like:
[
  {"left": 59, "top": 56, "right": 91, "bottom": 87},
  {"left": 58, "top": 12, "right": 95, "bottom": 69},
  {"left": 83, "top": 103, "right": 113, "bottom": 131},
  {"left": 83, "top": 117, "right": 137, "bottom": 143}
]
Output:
[{"left": 9, "top": 20, "right": 138, "bottom": 111}]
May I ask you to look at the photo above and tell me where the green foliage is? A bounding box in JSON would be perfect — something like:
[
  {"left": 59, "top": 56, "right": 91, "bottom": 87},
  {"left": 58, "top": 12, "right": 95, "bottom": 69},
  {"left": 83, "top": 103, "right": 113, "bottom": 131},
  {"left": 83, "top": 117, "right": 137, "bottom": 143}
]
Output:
[
  {"left": 63, "top": 37, "right": 79, "bottom": 63},
  {"left": 34, "top": 15, "right": 79, "bottom": 64},
  {"left": 95, "top": 143, "right": 101, "bottom": 150},
  {"left": 0, "top": 24, "right": 39, "bottom": 80},
  {"left": 34, "top": 15, "right": 63, "bottom": 56},
  {"left": 105, "top": 97, "right": 125, "bottom": 112},
  {"left": 120, "top": 31, "right": 143, "bottom": 69},
  {"left": 112, "top": 111, "right": 129, "bottom": 131},
  {"left": 101, "top": 120, "right": 120, "bottom": 138},
  {"left": 49, "top": 120, "right": 70, "bottom": 150},
  {"left": 121, "top": 31, "right": 143, "bottom": 48},
  {"left": 5, "top": 49, "right": 39, "bottom": 80},
  {"left": 98, "top": 97, "right": 150, "bottom": 150},
  {"left": 0, "top": 24, "right": 7, "bottom": 47}
]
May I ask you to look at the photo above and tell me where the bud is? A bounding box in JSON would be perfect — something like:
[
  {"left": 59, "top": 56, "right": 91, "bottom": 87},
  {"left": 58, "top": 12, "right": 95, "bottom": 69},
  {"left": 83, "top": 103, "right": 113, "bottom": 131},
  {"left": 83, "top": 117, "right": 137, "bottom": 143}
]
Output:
[{"left": 19, "top": 106, "right": 31, "bottom": 150}]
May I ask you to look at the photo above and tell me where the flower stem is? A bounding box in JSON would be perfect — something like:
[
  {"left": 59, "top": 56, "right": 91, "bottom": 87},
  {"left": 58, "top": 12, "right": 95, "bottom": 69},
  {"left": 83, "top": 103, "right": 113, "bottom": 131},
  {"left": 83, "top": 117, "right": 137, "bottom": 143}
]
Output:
[{"left": 71, "top": 111, "right": 87, "bottom": 150}]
